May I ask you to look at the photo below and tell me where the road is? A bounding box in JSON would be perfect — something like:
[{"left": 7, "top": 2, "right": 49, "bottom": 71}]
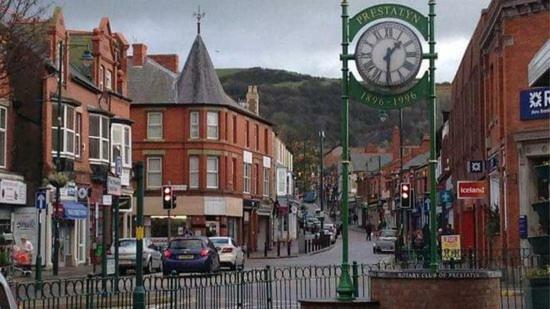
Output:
[{"left": 247, "top": 226, "right": 392, "bottom": 269}]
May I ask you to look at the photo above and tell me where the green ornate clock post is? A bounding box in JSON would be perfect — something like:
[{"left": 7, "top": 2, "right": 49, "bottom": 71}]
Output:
[
  {"left": 338, "top": 0, "right": 439, "bottom": 299},
  {"left": 336, "top": 0, "right": 354, "bottom": 300}
]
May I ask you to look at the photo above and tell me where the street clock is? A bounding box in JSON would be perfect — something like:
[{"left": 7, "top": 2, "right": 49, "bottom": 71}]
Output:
[{"left": 355, "top": 21, "right": 422, "bottom": 88}]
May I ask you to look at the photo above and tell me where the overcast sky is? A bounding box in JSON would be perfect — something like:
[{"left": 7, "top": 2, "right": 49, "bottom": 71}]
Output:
[{"left": 49, "top": 0, "right": 491, "bottom": 82}]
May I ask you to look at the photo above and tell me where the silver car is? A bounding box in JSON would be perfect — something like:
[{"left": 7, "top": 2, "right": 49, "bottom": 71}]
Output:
[
  {"left": 373, "top": 229, "right": 398, "bottom": 254},
  {"left": 110, "top": 238, "right": 163, "bottom": 275}
]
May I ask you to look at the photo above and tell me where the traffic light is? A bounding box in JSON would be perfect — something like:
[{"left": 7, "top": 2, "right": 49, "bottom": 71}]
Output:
[
  {"left": 172, "top": 192, "right": 177, "bottom": 209},
  {"left": 400, "top": 182, "right": 411, "bottom": 208},
  {"left": 162, "top": 185, "right": 173, "bottom": 209}
]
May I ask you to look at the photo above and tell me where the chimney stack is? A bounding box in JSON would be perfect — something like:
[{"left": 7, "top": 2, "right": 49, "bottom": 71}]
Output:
[
  {"left": 132, "top": 43, "right": 148, "bottom": 66},
  {"left": 246, "top": 85, "right": 259, "bottom": 115}
]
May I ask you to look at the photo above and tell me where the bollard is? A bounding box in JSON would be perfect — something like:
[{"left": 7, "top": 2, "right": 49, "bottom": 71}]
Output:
[
  {"left": 277, "top": 241, "right": 281, "bottom": 257},
  {"left": 287, "top": 240, "right": 291, "bottom": 256},
  {"left": 352, "top": 261, "right": 359, "bottom": 297},
  {"left": 264, "top": 241, "right": 268, "bottom": 257}
]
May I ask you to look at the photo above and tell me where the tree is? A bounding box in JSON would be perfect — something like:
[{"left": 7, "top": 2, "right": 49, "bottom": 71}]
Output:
[{"left": 0, "top": 0, "right": 50, "bottom": 99}]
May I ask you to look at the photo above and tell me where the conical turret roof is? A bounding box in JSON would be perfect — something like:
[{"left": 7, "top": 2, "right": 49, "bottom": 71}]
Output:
[{"left": 176, "top": 35, "right": 240, "bottom": 108}]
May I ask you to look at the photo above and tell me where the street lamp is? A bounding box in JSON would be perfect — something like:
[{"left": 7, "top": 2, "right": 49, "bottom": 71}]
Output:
[
  {"left": 319, "top": 130, "right": 325, "bottom": 231},
  {"left": 52, "top": 40, "right": 93, "bottom": 276}
]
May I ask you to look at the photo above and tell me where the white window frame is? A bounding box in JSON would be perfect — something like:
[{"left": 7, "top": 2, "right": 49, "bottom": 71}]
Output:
[
  {"left": 110, "top": 124, "right": 132, "bottom": 168},
  {"left": 206, "top": 156, "right": 219, "bottom": 189},
  {"left": 51, "top": 104, "right": 76, "bottom": 159},
  {"left": 190, "top": 111, "right": 199, "bottom": 139},
  {"left": 147, "top": 112, "right": 163, "bottom": 140},
  {"left": 89, "top": 113, "right": 110, "bottom": 164},
  {"left": 146, "top": 156, "right": 162, "bottom": 189},
  {"left": 0, "top": 106, "right": 6, "bottom": 168},
  {"left": 207, "top": 111, "right": 219, "bottom": 140},
  {"left": 263, "top": 167, "right": 270, "bottom": 197},
  {"left": 189, "top": 156, "right": 199, "bottom": 189},
  {"left": 75, "top": 112, "right": 81, "bottom": 158},
  {"left": 243, "top": 163, "right": 251, "bottom": 194},
  {"left": 99, "top": 65, "right": 104, "bottom": 90},
  {"left": 105, "top": 69, "right": 113, "bottom": 90}
]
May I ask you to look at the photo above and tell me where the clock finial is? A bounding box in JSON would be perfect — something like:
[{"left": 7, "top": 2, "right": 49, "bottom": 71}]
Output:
[{"left": 193, "top": 6, "right": 206, "bottom": 35}]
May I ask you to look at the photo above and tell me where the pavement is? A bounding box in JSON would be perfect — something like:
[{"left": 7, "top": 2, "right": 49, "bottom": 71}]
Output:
[{"left": 248, "top": 240, "right": 300, "bottom": 259}]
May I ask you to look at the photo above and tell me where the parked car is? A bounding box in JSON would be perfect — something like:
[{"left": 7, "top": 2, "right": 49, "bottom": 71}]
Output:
[
  {"left": 110, "top": 238, "right": 162, "bottom": 275},
  {"left": 324, "top": 223, "right": 337, "bottom": 238},
  {"left": 0, "top": 272, "right": 17, "bottom": 308},
  {"left": 305, "top": 217, "right": 320, "bottom": 231},
  {"left": 322, "top": 226, "right": 336, "bottom": 244},
  {"left": 209, "top": 237, "right": 245, "bottom": 270},
  {"left": 162, "top": 237, "right": 220, "bottom": 275},
  {"left": 373, "top": 229, "right": 398, "bottom": 254},
  {"left": 302, "top": 191, "right": 317, "bottom": 203}
]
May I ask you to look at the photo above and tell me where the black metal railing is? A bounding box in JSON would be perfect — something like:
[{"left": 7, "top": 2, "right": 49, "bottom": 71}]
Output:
[{"left": 11, "top": 251, "right": 548, "bottom": 309}]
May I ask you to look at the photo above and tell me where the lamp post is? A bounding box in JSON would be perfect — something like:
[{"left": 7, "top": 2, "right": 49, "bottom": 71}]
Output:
[
  {"left": 52, "top": 40, "right": 93, "bottom": 276},
  {"left": 336, "top": 0, "right": 354, "bottom": 300},
  {"left": 133, "top": 162, "right": 145, "bottom": 308},
  {"left": 319, "top": 130, "right": 325, "bottom": 231}
]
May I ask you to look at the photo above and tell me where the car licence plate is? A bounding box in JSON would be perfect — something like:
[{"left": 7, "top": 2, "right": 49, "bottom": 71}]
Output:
[{"left": 178, "top": 255, "right": 194, "bottom": 260}]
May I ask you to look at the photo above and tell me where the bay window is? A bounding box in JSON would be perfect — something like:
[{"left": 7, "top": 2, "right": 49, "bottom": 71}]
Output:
[
  {"left": 75, "top": 113, "right": 81, "bottom": 158},
  {"left": 207, "top": 111, "right": 218, "bottom": 140},
  {"left": 51, "top": 104, "right": 76, "bottom": 158},
  {"left": 89, "top": 113, "right": 109, "bottom": 163},
  {"left": 207, "top": 156, "right": 219, "bottom": 189},
  {"left": 111, "top": 124, "right": 132, "bottom": 169}
]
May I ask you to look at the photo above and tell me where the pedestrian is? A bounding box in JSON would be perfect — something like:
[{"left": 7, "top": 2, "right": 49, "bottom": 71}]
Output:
[{"left": 365, "top": 222, "right": 372, "bottom": 241}]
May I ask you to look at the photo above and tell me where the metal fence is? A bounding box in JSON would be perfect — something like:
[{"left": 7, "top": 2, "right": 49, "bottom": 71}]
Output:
[{"left": 11, "top": 250, "right": 548, "bottom": 308}]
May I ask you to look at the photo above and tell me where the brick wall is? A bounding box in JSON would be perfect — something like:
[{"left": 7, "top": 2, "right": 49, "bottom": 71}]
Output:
[{"left": 371, "top": 276, "right": 501, "bottom": 309}]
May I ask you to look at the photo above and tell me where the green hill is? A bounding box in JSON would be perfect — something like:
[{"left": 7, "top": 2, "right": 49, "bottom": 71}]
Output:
[{"left": 218, "top": 67, "right": 448, "bottom": 150}]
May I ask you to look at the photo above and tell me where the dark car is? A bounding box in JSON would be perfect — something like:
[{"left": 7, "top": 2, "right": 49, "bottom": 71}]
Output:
[{"left": 162, "top": 237, "right": 220, "bottom": 275}]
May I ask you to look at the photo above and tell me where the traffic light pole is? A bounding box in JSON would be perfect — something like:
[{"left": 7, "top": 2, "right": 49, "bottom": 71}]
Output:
[{"left": 133, "top": 162, "right": 145, "bottom": 309}]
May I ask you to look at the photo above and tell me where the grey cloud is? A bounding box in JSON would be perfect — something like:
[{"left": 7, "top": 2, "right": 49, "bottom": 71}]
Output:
[{"left": 48, "top": 0, "right": 491, "bottom": 82}]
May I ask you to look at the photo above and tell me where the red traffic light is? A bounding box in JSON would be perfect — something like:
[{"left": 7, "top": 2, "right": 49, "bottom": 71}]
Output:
[
  {"left": 401, "top": 183, "right": 410, "bottom": 192},
  {"left": 163, "top": 187, "right": 171, "bottom": 194}
]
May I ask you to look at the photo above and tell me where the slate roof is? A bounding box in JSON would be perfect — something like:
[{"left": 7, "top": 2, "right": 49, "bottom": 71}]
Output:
[
  {"left": 350, "top": 153, "right": 393, "bottom": 173},
  {"left": 128, "top": 57, "right": 178, "bottom": 104},
  {"left": 175, "top": 35, "right": 242, "bottom": 110},
  {"left": 402, "top": 151, "right": 430, "bottom": 170}
]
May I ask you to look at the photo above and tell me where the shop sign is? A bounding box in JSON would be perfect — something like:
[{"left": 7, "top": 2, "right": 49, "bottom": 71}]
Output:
[
  {"left": 243, "top": 151, "right": 252, "bottom": 164},
  {"left": 467, "top": 160, "right": 484, "bottom": 173},
  {"left": 441, "top": 234, "right": 461, "bottom": 262},
  {"left": 520, "top": 87, "right": 550, "bottom": 120},
  {"left": 0, "top": 179, "right": 27, "bottom": 205},
  {"left": 457, "top": 181, "right": 486, "bottom": 199},
  {"left": 102, "top": 195, "right": 112, "bottom": 206},
  {"left": 107, "top": 176, "right": 121, "bottom": 196},
  {"left": 60, "top": 182, "right": 77, "bottom": 201},
  {"left": 263, "top": 156, "right": 271, "bottom": 168},
  {"left": 519, "top": 215, "right": 528, "bottom": 239}
]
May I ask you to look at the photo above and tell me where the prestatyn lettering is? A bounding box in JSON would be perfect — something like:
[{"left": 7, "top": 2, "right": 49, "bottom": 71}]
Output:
[{"left": 355, "top": 5, "right": 422, "bottom": 26}]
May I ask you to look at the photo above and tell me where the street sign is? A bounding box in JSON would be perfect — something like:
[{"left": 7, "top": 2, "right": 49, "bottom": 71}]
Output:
[
  {"left": 115, "top": 156, "right": 122, "bottom": 176},
  {"left": 467, "top": 160, "right": 484, "bottom": 173},
  {"left": 102, "top": 195, "right": 112, "bottom": 206},
  {"left": 291, "top": 205, "right": 298, "bottom": 214},
  {"left": 35, "top": 191, "right": 47, "bottom": 210},
  {"left": 457, "top": 181, "right": 486, "bottom": 199},
  {"left": 107, "top": 176, "right": 121, "bottom": 196}
]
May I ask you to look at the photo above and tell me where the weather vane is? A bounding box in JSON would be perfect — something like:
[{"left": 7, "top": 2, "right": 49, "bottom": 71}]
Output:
[{"left": 193, "top": 6, "right": 206, "bottom": 35}]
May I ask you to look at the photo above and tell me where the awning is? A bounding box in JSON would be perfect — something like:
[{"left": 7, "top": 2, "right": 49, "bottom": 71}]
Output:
[{"left": 63, "top": 202, "right": 88, "bottom": 220}]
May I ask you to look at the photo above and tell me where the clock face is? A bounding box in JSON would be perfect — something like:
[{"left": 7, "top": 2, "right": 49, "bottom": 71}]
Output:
[{"left": 355, "top": 21, "right": 423, "bottom": 88}]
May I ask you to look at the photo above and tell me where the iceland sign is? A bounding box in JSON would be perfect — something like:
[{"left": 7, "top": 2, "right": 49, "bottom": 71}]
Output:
[{"left": 520, "top": 87, "right": 550, "bottom": 120}]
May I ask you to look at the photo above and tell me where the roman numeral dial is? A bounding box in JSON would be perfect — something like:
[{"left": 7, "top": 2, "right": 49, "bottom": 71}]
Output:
[{"left": 354, "top": 21, "right": 423, "bottom": 88}]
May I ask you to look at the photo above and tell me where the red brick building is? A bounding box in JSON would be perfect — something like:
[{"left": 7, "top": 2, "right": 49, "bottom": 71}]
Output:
[
  {"left": 129, "top": 33, "right": 275, "bottom": 251},
  {"left": 449, "top": 0, "right": 549, "bottom": 254},
  {"left": 8, "top": 8, "right": 133, "bottom": 267}
]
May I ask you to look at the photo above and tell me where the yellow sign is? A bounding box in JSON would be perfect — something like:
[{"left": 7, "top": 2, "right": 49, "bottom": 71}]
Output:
[
  {"left": 136, "top": 226, "right": 144, "bottom": 240},
  {"left": 441, "top": 235, "right": 461, "bottom": 262}
]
